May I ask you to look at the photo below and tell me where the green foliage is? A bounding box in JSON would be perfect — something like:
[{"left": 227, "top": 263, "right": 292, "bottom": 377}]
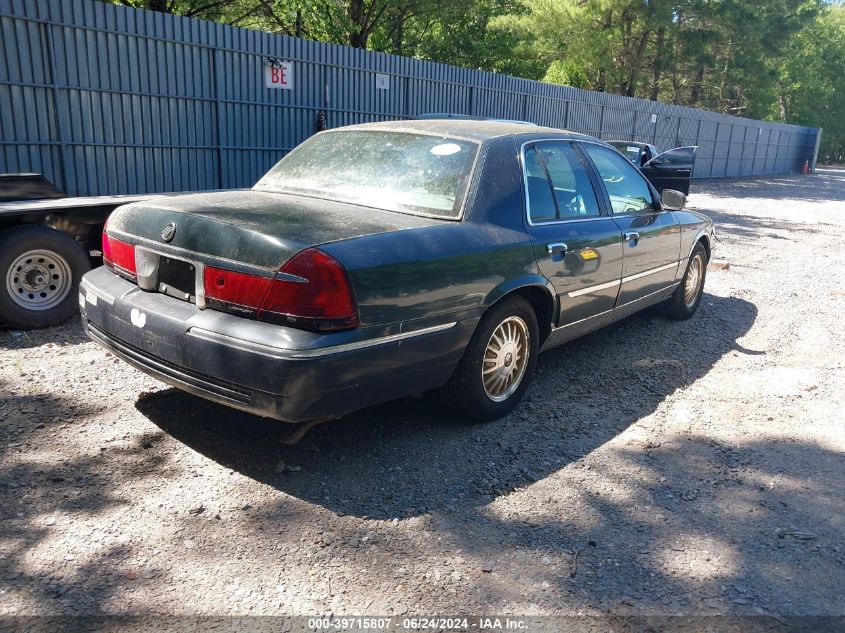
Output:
[
  {"left": 101, "top": 0, "right": 843, "bottom": 157},
  {"left": 778, "top": 3, "right": 845, "bottom": 160}
]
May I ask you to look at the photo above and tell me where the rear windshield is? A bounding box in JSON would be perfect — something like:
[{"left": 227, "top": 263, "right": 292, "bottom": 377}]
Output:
[
  {"left": 254, "top": 130, "right": 480, "bottom": 219},
  {"left": 610, "top": 142, "right": 642, "bottom": 164}
]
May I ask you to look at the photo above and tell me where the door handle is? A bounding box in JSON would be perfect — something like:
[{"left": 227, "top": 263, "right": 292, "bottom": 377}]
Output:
[
  {"left": 547, "top": 242, "right": 567, "bottom": 261},
  {"left": 624, "top": 231, "right": 640, "bottom": 245}
]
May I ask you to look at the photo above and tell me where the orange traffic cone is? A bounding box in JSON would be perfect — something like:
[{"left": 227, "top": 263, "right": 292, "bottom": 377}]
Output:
[{"left": 802, "top": 160, "right": 809, "bottom": 174}]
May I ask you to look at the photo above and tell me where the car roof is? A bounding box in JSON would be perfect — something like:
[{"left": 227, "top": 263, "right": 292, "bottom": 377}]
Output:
[
  {"left": 607, "top": 140, "right": 648, "bottom": 148},
  {"left": 339, "top": 119, "right": 601, "bottom": 144},
  {"left": 413, "top": 112, "right": 537, "bottom": 126}
]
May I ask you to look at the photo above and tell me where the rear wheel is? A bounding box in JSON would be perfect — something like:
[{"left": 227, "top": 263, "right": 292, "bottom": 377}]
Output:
[
  {"left": 664, "top": 242, "right": 707, "bottom": 320},
  {"left": 0, "top": 225, "right": 91, "bottom": 330},
  {"left": 440, "top": 295, "right": 539, "bottom": 421}
]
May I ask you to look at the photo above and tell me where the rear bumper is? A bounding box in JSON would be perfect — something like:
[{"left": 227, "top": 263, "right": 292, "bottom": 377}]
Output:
[{"left": 80, "top": 267, "right": 477, "bottom": 422}]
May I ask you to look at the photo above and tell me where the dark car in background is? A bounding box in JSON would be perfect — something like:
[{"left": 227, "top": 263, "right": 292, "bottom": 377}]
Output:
[
  {"left": 607, "top": 140, "right": 697, "bottom": 195},
  {"left": 80, "top": 120, "right": 714, "bottom": 425}
]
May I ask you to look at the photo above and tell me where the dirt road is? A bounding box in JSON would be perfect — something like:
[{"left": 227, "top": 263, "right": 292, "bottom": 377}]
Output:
[{"left": 1, "top": 170, "right": 844, "bottom": 619}]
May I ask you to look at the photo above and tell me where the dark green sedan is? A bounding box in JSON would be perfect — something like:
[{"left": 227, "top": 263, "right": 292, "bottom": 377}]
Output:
[{"left": 79, "top": 120, "right": 714, "bottom": 424}]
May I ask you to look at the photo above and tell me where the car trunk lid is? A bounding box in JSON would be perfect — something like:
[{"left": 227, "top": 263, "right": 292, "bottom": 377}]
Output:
[{"left": 107, "top": 190, "right": 446, "bottom": 272}]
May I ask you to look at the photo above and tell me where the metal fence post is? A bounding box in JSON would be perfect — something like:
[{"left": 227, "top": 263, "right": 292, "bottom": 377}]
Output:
[
  {"left": 694, "top": 118, "right": 702, "bottom": 177},
  {"left": 726, "top": 124, "right": 733, "bottom": 177},
  {"left": 211, "top": 48, "right": 224, "bottom": 189},
  {"left": 40, "top": 21, "right": 70, "bottom": 195},
  {"left": 810, "top": 128, "right": 823, "bottom": 170}
]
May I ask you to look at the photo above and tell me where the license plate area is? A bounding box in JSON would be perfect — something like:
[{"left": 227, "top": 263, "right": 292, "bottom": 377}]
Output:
[{"left": 157, "top": 256, "right": 197, "bottom": 303}]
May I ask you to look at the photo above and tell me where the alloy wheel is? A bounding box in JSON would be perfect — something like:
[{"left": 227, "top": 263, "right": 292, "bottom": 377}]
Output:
[
  {"left": 482, "top": 315, "right": 530, "bottom": 402},
  {"left": 684, "top": 252, "right": 704, "bottom": 308}
]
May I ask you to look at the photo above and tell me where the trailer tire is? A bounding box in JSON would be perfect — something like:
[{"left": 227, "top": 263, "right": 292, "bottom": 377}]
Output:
[{"left": 0, "top": 225, "right": 91, "bottom": 330}]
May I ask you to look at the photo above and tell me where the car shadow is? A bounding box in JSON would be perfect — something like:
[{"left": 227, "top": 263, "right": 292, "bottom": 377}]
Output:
[
  {"left": 691, "top": 169, "right": 845, "bottom": 203},
  {"left": 686, "top": 174, "right": 840, "bottom": 247},
  {"left": 135, "top": 293, "right": 757, "bottom": 521},
  {"left": 698, "top": 209, "right": 821, "bottom": 246},
  {"left": 0, "top": 383, "right": 182, "bottom": 622},
  {"left": 0, "top": 315, "right": 89, "bottom": 350}
]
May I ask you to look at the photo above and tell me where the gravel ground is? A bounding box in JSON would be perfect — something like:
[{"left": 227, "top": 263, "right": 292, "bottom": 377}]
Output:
[{"left": 1, "top": 170, "right": 844, "bottom": 620}]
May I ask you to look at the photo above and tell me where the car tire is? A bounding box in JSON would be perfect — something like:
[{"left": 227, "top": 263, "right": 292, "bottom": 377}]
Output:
[
  {"left": 664, "top": 242, "right": 707, "bottom": 320},
  {"left": 0, "top": 225, "right": 91, "bottom": 330},
  {"left": 440, "top": 295, "right": 539, "bottom": 422}
]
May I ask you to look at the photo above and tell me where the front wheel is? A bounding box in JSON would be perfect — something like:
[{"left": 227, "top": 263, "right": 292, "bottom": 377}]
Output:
[
  {"left": 440, "top": 295, "right": 539, "bottom": 421},
  {"left": 0, "top": 225, "right": 91, "bottom": 330},
  {"left": 664, "top": 242, "right": 707, "bottom": 320}
]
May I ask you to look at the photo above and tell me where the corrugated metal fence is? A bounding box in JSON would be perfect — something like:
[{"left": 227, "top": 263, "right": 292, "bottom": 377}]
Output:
[{"left": 0, "top": 0, "right": 822, "bottom": 197}]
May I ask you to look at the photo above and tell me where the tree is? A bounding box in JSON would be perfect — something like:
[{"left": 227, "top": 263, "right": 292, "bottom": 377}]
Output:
[
  {"left": 777, "top": 3, "right": 845, "bottom": 161},
  {"left": 100, "top": 0, "right": 843, "bottom": 156},
  {"left": 109, "top": 0, "right": 236, "bottom": 18}
]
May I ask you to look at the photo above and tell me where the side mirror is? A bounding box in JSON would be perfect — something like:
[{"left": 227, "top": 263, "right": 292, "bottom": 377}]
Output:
[{"left": 661, "top": 189, "right": 686, "bottom": 211}]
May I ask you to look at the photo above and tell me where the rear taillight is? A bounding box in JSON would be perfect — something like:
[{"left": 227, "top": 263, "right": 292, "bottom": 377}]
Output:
[
  {"left": 102, "top": 230, "right": 137, "bottom": 280},
  {"left": 259, "top": 248, "right": 359, "bottom": 331},
  {"left": 202, "top": 266, "right": 272, "bottom": 318},
  {"left": 202, "top": 248, "right": 359, "bottom": 332}
]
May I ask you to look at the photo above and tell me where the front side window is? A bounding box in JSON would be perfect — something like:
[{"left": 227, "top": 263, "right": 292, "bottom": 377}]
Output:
[
  {"left": 254, "top": 130, "right": 479, "bottom": 219},
  {"left": 650, "top": 146, "right": 697, "bottom": 166},
  {"left": 524, "top": 142, "right": 600, "bottom": 223},
  {"left": 582, "top": 143, "right": 656, "bottom": 214}
]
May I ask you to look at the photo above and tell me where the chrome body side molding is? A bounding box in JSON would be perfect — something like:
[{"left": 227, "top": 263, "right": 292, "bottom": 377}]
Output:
[{"left": 188, "top": 321, "right": 458, "bottom": 360}]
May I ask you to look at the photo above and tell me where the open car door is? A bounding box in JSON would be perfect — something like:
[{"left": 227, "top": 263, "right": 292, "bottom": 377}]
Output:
[{"left": 640, "top": 146, "right": 697, "bottom": 195}]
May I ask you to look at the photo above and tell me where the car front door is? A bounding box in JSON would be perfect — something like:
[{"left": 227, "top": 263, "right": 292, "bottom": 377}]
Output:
[
  {"left": 640, "top": 146, "right": 697, "bottom": 194},
  {"left": 522, "top": 141, "right": 623, "bottom": 328},
  {"left": 579, "top": 142, "right": 681, "bottom": 308}
]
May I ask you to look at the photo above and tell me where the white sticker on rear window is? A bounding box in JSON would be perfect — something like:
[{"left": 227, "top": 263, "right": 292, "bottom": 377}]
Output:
[
  {"left": 430, "top": 143, "right": 462, "bottom": 156},
  {"left": 627, "top": 146, "right": 639, "bottom": 152}
]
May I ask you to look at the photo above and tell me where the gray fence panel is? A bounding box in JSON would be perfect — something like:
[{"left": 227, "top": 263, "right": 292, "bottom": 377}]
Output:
[
  {"left": 524, "top": 94, "right": 567, "bottom": 129},
  {"left": 0, "top": 0, "right": 823, "bottom": 197}
]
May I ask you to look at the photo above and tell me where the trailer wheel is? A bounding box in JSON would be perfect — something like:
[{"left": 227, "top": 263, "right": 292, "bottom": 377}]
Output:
[{"left": 0, "top": 225, "right": 91, "bottom": 330}]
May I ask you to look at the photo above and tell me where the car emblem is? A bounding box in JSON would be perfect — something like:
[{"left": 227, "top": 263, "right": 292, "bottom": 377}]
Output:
[{"left": 161, "top": 222, "right": 176, "bottom": 242}]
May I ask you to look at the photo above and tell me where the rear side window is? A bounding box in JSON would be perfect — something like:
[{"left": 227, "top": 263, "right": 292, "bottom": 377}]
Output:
[
  {"left": 523, "top": 142, "right": 600, "bottom": 223},
  {"left": 581, "top": 143, "right": 655, "bottom": 214}
]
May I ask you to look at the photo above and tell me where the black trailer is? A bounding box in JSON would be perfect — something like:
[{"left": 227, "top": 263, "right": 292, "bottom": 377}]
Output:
[{"left": 0, "top": 174, "right": 193, "bottom": 330}]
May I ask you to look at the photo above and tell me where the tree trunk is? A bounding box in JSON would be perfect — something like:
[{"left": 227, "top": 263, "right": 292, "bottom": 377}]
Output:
[
  {"left": 690, "top": 64, "right": 705, "bottom": 106},
  {"left": 718, "top": 39, "right": 733, "bottom": 111},
  {"left": 596, "top": 68, "right": 606, "bottom": 93},
  {"left": 347, "top": 0, "right": 368, "bottom": 48},
  {"left": 649, "top": 26, "right": 665, "bottom": 101},
  {"left": 625, "top": 29, "right": 650, "bottom": 97},
  {"left": 777, "top": 83, "right": 789, "bottom": 122},
  {"left": 393, "top": 9, "right": 406, "bottom": 55},
  {"left": 142, "top": 0, "right": 170, "bottom": 12},
  {"left": 670, "top": 13, "right": 683, "bottom": 103}
]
